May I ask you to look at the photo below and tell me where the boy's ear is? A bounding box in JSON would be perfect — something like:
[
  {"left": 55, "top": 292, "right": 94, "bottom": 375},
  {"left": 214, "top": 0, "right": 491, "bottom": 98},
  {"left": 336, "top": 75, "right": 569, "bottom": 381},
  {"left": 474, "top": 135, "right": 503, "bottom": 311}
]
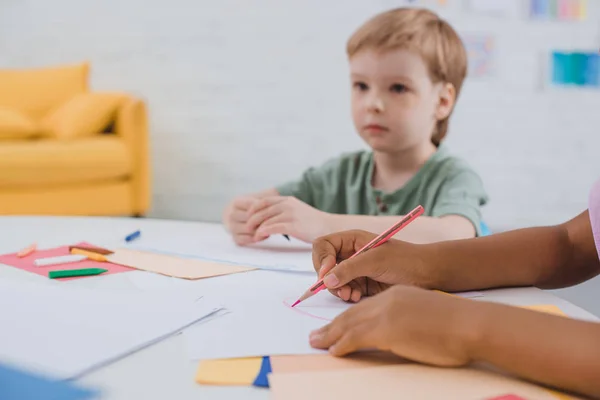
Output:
[{"left": 435, "top": 82, "right": 456, "bottom": 121}]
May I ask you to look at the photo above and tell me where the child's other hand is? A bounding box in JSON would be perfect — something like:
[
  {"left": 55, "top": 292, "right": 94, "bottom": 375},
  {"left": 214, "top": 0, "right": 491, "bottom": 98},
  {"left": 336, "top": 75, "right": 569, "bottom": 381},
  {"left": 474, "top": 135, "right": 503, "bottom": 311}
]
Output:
[
  {"left": 223, "top": 196, "right": 265, "bottom": 246},
  {"left": 309, "top": 285, "right": 477, "bottom": 367},
  {"left": 246, "top": 196, "right": 332, "bottom": 243}
]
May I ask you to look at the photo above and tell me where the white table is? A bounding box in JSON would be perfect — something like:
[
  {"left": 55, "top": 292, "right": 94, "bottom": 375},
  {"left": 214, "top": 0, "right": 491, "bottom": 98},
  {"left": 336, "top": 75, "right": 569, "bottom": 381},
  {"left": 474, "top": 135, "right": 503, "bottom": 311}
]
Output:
[{"left": 0, "top": 216, "right": 597, "bottom": 400}]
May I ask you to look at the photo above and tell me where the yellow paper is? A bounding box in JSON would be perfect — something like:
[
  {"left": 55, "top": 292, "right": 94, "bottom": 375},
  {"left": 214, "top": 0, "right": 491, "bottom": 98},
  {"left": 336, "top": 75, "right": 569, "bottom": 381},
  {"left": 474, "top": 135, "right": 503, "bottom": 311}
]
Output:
[
  {"left": 269, "top": 364, "right": 578, "bottom": 400},
  {"left": 195, "top": 357, "right": 263, "bottom": 385},
  {"left": 521, "top": 304, "right": 566, "bottom": 317},
  {"left": 107, "top": 248, "right": 255, "bottom": 279}
]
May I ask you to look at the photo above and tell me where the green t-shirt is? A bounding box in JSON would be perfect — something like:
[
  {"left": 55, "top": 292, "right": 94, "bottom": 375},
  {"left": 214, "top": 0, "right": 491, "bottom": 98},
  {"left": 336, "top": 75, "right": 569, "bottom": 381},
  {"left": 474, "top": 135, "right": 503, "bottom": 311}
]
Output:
[{"left": 275, "top": 144, "right": 489, "bottom": 235}]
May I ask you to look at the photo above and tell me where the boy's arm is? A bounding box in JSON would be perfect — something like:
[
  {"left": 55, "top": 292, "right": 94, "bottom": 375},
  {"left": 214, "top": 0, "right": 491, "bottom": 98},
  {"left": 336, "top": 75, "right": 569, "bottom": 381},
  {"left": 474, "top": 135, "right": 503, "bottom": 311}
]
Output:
[
  {"left": 324, "top": 169, "right": 486, "bottom": 243},
  {"left": 326, "top": 214, "right": 475, "bottom": 243},
  {"left": 251, "top": 188, "right": 279, "bottom": 199}
]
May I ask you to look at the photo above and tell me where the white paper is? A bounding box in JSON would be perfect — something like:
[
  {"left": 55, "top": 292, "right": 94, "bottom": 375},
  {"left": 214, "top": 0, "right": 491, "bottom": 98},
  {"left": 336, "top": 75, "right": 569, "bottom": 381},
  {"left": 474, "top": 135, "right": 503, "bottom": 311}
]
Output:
[
  {"left": 456, "top": 291, "right": 484, "bottom": 299},
  {"left": 126, "top": 226, "right": 315, "bottom": 273},
  {"left": 0, "top": 278, "right": 223, "bottom": 379},
  {"left": 184, "top": 271, "right": 354, "bottom": 360}
]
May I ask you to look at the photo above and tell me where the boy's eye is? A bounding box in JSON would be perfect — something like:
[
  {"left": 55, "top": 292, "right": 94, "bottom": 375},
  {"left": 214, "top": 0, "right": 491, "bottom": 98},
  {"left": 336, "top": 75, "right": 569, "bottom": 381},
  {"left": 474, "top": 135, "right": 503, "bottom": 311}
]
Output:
[
  {"left": 390, "top": 84, "right": 407, "bottom": 93},
  {"left": 353, "top": 82, "right": 368, "bottom": 91}
]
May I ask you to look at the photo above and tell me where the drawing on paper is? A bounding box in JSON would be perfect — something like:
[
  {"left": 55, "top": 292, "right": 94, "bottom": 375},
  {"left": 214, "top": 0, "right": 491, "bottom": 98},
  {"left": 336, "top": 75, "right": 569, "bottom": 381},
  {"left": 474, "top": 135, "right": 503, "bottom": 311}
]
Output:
[
  {"left": 462, "top": 34, "right": 495, "bottom": 78},
  {"left": 282, "top": 296, "right": 352, "bottom": 322}
]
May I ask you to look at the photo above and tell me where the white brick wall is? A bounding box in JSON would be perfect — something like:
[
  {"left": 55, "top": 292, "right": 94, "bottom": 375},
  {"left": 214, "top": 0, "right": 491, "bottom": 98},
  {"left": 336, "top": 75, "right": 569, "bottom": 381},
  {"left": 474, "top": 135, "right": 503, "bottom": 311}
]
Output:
[{"left": 1, "top": 0, "right": 599, "bottom": 230}]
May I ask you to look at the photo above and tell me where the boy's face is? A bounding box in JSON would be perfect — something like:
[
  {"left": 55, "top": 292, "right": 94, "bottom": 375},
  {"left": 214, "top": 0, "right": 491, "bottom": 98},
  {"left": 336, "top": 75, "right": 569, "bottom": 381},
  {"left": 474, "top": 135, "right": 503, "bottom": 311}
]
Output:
[{"left": 349, "top": 48, "right": 454, "bottom": 153}]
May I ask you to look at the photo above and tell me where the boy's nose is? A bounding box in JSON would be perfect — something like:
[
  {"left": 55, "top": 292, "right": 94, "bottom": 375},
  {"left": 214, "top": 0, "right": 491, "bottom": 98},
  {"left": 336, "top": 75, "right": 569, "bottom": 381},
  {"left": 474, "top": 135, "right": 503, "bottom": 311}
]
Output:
[{"left": 367, "top": 96, "right": 385, "bottom": 113}]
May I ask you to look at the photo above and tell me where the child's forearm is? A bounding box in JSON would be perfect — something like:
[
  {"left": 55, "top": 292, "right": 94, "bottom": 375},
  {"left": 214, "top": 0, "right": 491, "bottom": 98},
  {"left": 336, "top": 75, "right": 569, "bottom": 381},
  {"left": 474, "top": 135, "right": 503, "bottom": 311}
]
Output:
[
  {"left": 467, "top": 301, "right": 600, "bottom": 399},
  {"left": 423, "top": 211, "right": 599, "bottom": 292},
  {"left": 326, "top": 214, "right": 475, "bottom": 244}
]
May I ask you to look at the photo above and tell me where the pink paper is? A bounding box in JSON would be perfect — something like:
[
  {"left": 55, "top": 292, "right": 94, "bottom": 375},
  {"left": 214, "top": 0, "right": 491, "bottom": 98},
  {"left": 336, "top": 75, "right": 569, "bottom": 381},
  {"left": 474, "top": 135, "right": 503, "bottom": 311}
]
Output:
[{"left": 0, "top": 242, "right": 134, "bottom": 281}]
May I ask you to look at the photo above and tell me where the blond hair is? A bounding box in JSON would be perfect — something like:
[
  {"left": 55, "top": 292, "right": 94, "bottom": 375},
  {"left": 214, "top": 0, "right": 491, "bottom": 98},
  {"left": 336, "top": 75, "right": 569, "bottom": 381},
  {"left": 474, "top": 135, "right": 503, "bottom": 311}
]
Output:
[{"left": 347, "top": 7, "right": 467, "bottom": 145}]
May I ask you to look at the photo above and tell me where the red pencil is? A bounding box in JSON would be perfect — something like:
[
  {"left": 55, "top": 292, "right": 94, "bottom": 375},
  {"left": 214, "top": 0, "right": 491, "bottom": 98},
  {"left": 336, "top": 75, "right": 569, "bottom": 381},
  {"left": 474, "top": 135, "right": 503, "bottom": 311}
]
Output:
[{"left": 291, "top": 205, "right": 424, "bottom": 307}]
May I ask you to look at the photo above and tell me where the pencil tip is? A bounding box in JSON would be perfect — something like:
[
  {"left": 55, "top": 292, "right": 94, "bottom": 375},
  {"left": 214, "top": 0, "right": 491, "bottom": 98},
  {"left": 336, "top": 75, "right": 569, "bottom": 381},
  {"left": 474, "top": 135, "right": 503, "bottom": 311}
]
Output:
[{"left": 291, "top": 300, "right": 300, "bottom": 308}]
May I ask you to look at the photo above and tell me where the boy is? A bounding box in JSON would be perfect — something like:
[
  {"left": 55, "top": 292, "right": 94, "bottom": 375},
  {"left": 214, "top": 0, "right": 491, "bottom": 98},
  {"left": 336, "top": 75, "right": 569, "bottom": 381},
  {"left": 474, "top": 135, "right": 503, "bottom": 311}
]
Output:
[{"left": 223, "top": 7, "right": 488, "bottom": 245}]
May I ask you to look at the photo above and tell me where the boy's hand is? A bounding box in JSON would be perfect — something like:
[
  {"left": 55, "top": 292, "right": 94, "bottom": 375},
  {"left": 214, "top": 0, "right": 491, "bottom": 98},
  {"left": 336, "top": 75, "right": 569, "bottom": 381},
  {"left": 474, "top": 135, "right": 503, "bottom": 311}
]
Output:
[
  {"left": 309, "top": 285, "right": 477, "bottom": 367},
  {"left": 312, "top": 230, "right": 439, "bottom": 302},
  {"left": 223, "top": 196, "right": 267, "bottom": 246},
  {"left": 246, "top": 196, "right": 333, "bottom": 243}
]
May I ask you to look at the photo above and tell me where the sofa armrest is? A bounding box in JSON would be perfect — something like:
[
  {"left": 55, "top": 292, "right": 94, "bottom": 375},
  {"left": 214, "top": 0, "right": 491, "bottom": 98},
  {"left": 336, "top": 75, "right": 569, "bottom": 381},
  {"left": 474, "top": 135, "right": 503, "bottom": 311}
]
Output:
[{"left": 114, "top": 97, "right": 151, "bottom": 215}]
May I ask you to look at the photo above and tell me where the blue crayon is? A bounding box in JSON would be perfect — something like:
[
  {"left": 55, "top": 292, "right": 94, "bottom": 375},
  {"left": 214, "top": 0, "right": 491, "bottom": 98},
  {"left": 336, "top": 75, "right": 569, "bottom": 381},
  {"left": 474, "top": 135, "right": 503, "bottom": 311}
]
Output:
[{"left": 125, "top": 230, "right": 141, "bottom": 242}]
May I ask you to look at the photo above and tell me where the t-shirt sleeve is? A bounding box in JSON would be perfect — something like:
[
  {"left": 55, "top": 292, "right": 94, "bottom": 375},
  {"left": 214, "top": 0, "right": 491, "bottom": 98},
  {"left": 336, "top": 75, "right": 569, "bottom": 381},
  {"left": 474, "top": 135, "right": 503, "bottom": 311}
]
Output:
[
  {"left": 275, "top": 167, "right": 323, "bottom": 207},
  {"left": 275, "top": 156, "right": 345, "bottom": 209},
  {"left": 430, "top": 170, "right": 489, "bottom": 236}
]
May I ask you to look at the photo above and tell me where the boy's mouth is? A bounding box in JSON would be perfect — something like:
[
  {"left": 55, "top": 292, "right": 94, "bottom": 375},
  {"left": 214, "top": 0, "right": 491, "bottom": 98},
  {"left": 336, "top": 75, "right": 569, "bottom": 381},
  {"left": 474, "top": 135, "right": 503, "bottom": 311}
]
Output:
[{"left": 363, "top": 124, "right": 389, "bottom": 133}]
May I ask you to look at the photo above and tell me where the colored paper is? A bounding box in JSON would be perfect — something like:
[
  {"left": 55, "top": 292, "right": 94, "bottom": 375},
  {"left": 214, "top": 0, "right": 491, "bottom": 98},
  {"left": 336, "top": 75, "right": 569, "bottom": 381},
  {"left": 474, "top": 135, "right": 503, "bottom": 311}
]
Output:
[
  {"left": 462, "top": 33, "right": 495, "bottom": 78},
  {"left": 521, "top": 304, "right": 566, "bottom": 316},
  {"left": 551, "top": 51, "right": 599, "bottom": 88},
  {"left": 0, "top": 242, "right": 134, "bottom": 281},
  {"left": 195, "top": 357, "right": 263, "bottom": 386},
  {"left": 0, "top": 278, "right": 223, "bottom": 379},
  {"left": 128, "top": 231, "right": 314, "bottom": 272},
  {"left": 271, "top": 352, "right": 407, "bottom": 373},
  {"left": 268, "top": 364, "right": 568, "bottom": 400},
  {"left": 0, "top": 361, "right": 99, "bottom": 400},
  {"left": 252, "top": 356, "right": 272, "bottom": 388},
  {"left": 107, "top": 248, "right": 256, "bottom": 280},
  {"left": 531, "top": 0, "right": 587, "bottom": 20}
]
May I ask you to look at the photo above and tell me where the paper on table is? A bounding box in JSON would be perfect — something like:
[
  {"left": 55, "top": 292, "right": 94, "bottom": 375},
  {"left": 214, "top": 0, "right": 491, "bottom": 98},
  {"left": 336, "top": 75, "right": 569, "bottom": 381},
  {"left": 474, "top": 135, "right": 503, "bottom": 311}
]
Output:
[
  {"left": 107, "top": 248, "right": 256, "bottom": 280},
  {"left": 126, "top": 246, "right": 314, "bottom": 273},
  {"left": 184, "top": 294, "right": 328, "bottom": 360},
  {"left": 252, "top": 356, "right": 272, "bottom": 388},
  {"left": 195, "top": 357, "right": 263, "bottom": 385},
  {"left": 0, "top": 242, "right": 134, "bottom": 281},
  {"left": 0, "top": 278, "right": 223, "bottom": 379},
  {"left": 521, "top": 304, "right": 566, "bottom": 316},
  {"left": 184, "top": 271, "right": 352, "bottom": 360},
  {"left": 456, "top": 291, "right": 484, "bottom": 298},
  {"left": 268, "top": 364, "right": 573, "bottom": 400},
  {"left": 271, "top": 352, "right": 407, "bottom": 373},
  {"left": 129, "top": 232, "right": 315, "bottom": 272}
]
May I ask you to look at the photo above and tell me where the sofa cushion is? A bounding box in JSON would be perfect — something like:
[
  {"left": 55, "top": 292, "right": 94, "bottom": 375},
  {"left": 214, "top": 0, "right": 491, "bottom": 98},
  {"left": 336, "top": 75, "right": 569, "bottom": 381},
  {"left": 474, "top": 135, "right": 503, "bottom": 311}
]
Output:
[
  {"left": 0, "top": 107, "right": 39, "bottom": 140},
  {"left": 41, "top": 92, "right": 127, "bottom": 140},
  {"left": 0, "top": 136, "right": 132, "bottom": 188},
  {"left": 0, "top": 62, "right": 89, "bottom": 120}
]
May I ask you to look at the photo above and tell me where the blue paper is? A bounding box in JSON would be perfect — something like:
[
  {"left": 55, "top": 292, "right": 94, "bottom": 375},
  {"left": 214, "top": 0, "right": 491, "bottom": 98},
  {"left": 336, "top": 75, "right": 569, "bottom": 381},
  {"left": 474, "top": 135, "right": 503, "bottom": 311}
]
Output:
[
  {"left": 584, "top": 53, "right": 600, "bottom": 87},
  {"left": 551, "top": 51, "right": 569, "bottom": 85},
  {"left": 0, "top": 362, "right": 98, "bottom": 400},
  {"left": 530, "top": 0, "right": 549, "bottom": 18},
  {"left": 252, "top": 356, "right": 272, "bottom": 388}
]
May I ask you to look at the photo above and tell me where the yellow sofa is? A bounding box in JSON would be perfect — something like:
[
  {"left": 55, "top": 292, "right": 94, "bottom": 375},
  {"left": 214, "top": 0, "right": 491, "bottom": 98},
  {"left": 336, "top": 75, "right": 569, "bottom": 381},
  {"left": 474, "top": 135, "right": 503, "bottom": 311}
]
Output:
[{"left": 0, "top": 62, "right": 151, "bottom": 216}]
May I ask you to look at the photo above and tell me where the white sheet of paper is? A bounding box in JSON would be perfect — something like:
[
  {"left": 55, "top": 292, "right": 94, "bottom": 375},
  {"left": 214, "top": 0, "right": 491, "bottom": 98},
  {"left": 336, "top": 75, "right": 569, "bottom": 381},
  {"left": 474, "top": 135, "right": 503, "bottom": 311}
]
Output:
[
  {"left": 0, "top": 278, "right": 223, "bottom": 379},
  {"left": 184, "top": 271, "right": 354, "bottom": 360},
  {"left": 456, "top": 291, "right": 484, "bottom": 299},
  {"left": 126, "top": 226, "right": 315, "bottom": 272}
]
